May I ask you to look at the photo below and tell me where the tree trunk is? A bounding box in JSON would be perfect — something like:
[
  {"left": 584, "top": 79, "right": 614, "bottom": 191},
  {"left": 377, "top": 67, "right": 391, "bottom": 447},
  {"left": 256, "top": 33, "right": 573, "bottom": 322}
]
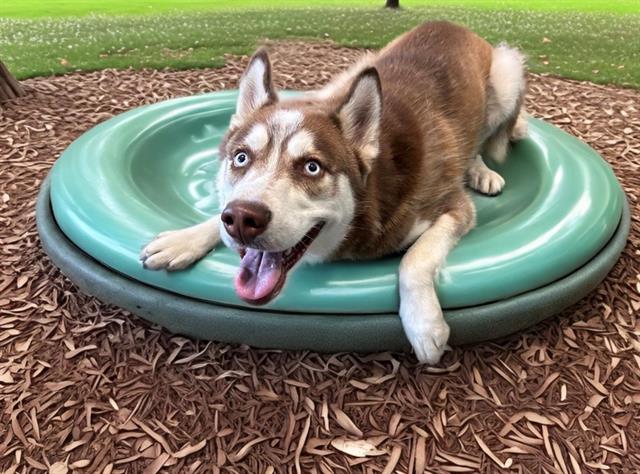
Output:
[
  {"left": 385, "top": 0, "right": 400, "bottom": 8},
  {"left": 0, "top": 61, "right": 24, "bottom": 102}
]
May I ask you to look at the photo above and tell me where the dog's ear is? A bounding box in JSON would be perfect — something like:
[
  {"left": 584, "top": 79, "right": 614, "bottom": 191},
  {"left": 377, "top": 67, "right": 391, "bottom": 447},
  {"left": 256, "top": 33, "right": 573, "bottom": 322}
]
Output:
[
  {"left": 336, "top": 67, "right": 382, "bottom": 176},
  {"left": 233, "top": 48, "right": 278, "bottom": 126}
]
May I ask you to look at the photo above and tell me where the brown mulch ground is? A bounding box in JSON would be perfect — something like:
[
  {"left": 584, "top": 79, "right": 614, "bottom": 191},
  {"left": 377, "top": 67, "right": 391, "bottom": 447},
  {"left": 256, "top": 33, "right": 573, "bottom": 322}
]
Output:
[{"left": 1, "top": 40, "right": 639, "bottom": 473}]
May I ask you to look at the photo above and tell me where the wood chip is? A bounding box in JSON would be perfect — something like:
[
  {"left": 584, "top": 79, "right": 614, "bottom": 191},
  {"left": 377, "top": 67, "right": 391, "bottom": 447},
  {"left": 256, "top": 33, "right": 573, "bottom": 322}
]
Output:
[
  {"left": 382, "top": 445, "right": 403, "bottom": 474},
  {"left": 330, "top": 438, "right": 386, "bottom": 457},
  {"left": 173, "top": 440, "right": 207, "bottom": 458},
  {"left": 48, "top": 461, "right": 69, "bottom": 474},
  {"left": 332, "top": 406, "right": 363, "bottom": 438},
  {"left": 473, "top": 433, "right": 513, "bottom": 469},
  {"left": 141, "top": 453, "right": 170, "bottom": 474}
]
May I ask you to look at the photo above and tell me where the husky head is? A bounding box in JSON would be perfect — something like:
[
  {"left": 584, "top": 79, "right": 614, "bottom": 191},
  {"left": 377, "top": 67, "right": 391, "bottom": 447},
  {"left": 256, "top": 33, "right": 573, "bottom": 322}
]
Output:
[{"left": 216, "top": 48, "right": 383, "bottom": 305}]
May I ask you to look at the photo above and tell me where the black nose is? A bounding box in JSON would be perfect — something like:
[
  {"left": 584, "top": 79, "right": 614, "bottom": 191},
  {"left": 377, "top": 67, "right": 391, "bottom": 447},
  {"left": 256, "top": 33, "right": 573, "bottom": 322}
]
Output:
[{"left": 221, "top": 200, "right": 272, "bottom": 245}]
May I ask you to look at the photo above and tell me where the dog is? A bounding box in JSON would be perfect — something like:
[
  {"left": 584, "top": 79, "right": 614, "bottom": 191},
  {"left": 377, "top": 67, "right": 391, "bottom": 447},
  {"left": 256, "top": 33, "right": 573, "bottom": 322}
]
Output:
[{"left": 140, "top": 21, "right": 528, "bottom": 364}]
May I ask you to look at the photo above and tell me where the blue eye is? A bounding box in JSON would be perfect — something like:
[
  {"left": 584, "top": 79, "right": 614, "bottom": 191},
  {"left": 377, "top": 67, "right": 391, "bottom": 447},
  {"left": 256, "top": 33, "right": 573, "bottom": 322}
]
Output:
[
  {"left": 304, "top": 160, "right": 322, "bottom": 176},
  {"left": 233, "top": 151, "right": 250, "bottom": 167}
]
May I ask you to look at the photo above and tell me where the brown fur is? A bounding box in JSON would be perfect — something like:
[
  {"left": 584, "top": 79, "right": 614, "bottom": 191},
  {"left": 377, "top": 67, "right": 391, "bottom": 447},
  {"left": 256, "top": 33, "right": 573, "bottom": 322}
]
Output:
[{"left": 329, "top": 21, "right": 493, "bottom": 259}]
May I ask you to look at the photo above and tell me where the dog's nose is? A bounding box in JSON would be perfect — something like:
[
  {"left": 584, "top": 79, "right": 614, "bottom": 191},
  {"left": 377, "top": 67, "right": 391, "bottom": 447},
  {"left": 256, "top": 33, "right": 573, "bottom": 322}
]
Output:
[{"left": 221, "top": 200, "right": 272, "bottom": 244}]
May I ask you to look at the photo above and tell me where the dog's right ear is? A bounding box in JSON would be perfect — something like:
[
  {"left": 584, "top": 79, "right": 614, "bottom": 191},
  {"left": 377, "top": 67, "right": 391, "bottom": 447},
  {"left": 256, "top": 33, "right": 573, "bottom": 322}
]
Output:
[{"left": 232, "top": 48, "right": 278, "bottom": 127}]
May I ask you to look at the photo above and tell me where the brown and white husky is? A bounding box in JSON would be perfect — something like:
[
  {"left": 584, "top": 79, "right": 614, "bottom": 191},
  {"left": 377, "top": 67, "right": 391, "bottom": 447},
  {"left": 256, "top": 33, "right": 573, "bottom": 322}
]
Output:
[{"left": 141, "top": 21, "right": 528, "bottom": 364}]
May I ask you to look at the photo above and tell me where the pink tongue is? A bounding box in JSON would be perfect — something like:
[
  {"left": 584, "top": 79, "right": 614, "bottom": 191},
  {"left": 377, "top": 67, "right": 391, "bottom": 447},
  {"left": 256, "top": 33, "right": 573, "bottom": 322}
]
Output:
[{"left": 234, "top": 249, "right": 284, "bottom": 303}]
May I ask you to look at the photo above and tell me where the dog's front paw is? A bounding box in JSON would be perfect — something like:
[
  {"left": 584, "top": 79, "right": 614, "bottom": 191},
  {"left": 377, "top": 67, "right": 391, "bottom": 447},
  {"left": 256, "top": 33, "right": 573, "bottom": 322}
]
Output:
[
  {"left": 399, "top": 292, "right": 450, "bottom": 365},
  {"left": 407, "top": 318, "right": 450, "bottom": 365},
  {"left": 140, "top": 230, "right": 203, "bottom": 270},
  {"left": 140, "top": 224, "right": 218, "bottom": 271}
]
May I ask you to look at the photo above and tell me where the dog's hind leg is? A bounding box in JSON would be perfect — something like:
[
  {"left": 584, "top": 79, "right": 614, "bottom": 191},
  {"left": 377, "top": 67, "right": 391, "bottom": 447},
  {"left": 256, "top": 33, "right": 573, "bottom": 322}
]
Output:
[
  {"left": 482, "top": 103, "right": 528, "bottom": 166},
  {"left": 140, "top": 216, "right": 221, "bottom": 271},
  {"left": 398, "top": 194, "right": 475, "bottom": 364},
  {"left": 510, "top": 107, "right": 528, "bottom": 141},
  {"left": 484, "top": 42, "right": 527, "bottom": 157},
  {"left": 468, "top": 43, "right": 526, "bottom": 195}
]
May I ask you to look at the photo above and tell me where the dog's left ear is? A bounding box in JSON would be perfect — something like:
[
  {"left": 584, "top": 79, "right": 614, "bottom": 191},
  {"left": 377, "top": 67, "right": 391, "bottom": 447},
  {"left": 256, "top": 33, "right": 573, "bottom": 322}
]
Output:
[
  {"left": 336, "top": 67, "right": 382, "bottom": 177},
  {"left": 233, "top": 48, "right": 278, "bottom": 126}
]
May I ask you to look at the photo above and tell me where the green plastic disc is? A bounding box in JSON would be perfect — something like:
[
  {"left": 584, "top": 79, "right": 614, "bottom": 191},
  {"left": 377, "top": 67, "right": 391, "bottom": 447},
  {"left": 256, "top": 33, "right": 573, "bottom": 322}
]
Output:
[
  {"left": 36, "top": 178, "right": 630, "bottom": 349},
  {"left": 50, "top": 91, "right": 623, "bottom": 313}
]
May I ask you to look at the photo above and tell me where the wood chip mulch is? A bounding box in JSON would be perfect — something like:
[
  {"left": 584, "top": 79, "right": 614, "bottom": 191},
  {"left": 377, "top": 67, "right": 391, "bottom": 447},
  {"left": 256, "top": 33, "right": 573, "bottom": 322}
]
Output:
[{"left": 1, "top": 41, "right": 639, "bottom": 473}]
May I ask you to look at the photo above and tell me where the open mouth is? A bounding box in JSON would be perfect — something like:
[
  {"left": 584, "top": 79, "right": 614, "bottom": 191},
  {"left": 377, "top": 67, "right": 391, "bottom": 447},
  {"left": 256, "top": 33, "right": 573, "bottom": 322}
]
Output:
[{"left": 234, "top": 223, "right": 325, "bottom": 305}]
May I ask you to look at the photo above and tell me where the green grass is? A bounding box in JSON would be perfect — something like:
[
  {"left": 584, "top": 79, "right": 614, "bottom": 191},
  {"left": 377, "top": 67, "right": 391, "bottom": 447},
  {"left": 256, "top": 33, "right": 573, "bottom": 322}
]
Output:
[
  {"left": 1, "top": 3, "right": 639, "bottom": 87},
  {"left": 3, "top": 0, "right": 639, "bottom": 17}
]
